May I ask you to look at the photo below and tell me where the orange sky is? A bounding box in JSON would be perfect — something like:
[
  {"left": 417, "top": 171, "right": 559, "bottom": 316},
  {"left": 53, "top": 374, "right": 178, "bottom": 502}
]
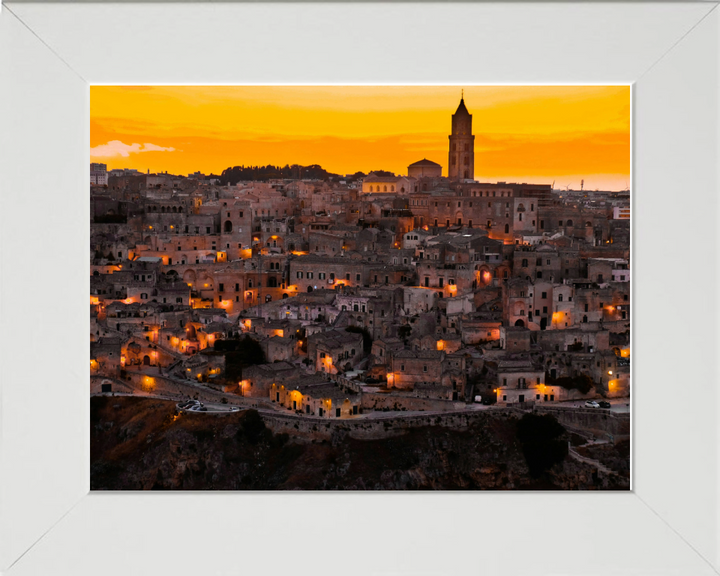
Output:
[{"left": 91, "top": 86, "right": 630, "bottom": 191}]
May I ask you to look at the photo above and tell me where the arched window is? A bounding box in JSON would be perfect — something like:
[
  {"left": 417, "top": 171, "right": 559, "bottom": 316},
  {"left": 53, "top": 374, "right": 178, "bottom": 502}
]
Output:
[
  {"left": 384, "top": 185, "right": 387, "bottom": 192},
  {"left": 248, "top": 279, "right": 253, "bottom": 288},
  {"left": 504, "top": 224, "right": 509, "bottom": 233},
  {"left": 391, "top": 186, "right": 395, "bottom": 192},
  {"left": 224, "top": 220, "right": 233, "bottom": 233},
  {"left": 522, "top": 259, "right": 528, "bottom": 267}
]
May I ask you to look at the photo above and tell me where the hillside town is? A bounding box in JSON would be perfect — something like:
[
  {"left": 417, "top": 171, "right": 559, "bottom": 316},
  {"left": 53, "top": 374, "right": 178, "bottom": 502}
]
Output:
[{"left": 90, "top": 97, "right": 630, "bottom": 427}]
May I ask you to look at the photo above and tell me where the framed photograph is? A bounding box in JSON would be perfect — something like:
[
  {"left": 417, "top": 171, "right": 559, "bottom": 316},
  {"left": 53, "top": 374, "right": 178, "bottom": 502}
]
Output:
[{"left": 1, "top": 2, "right": 718, "bottom": 575}]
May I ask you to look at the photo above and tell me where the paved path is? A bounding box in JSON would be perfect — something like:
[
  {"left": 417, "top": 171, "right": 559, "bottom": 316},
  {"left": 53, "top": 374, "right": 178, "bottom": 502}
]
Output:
[{"left": 568, "top": 447, "right": 617, "bottom": 476}]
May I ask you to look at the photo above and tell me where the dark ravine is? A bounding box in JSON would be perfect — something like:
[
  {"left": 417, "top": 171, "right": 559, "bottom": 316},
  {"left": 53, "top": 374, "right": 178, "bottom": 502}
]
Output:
[{"left": 91, "top": 396, "right": 630, "bottom": 491}]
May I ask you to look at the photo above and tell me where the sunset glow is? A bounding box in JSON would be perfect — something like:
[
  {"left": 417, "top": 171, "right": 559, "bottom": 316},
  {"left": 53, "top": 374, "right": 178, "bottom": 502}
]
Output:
[{"left": 91, "top": 85, "right": 630, "bottom": 190}]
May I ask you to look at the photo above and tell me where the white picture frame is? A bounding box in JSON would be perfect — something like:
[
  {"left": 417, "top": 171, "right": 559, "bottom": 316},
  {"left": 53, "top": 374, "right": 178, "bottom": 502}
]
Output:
[{"left": 1, "top": 2, "right": 718, "bottom": 575}]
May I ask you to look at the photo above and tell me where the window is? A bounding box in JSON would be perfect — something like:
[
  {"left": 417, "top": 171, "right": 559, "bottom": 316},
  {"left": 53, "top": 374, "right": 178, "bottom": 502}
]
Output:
[{"left": 541, "top": 292, "right": 547, "bottom": 299}]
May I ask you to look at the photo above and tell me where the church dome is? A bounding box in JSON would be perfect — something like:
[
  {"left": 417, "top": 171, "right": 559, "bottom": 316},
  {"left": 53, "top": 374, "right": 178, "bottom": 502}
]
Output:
[
  {"left": 408, "top": 158, "right": 442, "bottom": 179},
  {"left": 409, "top": 158, "right": 441, "bottom": 167}
]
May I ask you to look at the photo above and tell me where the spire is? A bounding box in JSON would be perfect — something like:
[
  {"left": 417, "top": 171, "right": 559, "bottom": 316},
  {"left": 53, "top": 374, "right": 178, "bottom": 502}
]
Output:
[{"left": 454, "top": 92, "right": 469, "bottom": 116}]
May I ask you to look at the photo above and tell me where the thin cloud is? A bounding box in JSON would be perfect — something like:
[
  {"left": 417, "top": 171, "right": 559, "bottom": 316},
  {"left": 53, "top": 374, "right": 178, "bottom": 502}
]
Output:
[{"left": 90, "top": 140, "right": 176, "bottom": 158}]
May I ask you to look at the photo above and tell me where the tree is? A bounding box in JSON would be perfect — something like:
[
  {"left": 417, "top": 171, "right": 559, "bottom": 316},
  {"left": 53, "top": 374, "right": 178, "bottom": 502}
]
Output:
[
  {"left": 215, "top": 336, "right": 266, "bottom": 380},
  {"left": 345, "top": 326, "right": 372, "bottom": 354},
  {"left": 548, "top": 374, "right": 594, "bottom": 394},
  {"left": 516, "top": 413, "right": 568, "bottom": 478}
]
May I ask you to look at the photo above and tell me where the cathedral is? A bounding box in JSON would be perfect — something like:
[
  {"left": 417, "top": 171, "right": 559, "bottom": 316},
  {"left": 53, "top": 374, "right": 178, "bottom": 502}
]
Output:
[{"left": 405, "top": 94, "right": 476, "bottom": 182}]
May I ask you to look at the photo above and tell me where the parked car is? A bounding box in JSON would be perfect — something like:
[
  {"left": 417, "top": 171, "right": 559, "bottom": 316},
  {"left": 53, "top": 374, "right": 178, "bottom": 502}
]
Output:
[
  {"left": 598, "top": 401, "right": 611, "bottom": 408},
  {"left": 584, "top": 400, "right": 600, "bottom": 408}
]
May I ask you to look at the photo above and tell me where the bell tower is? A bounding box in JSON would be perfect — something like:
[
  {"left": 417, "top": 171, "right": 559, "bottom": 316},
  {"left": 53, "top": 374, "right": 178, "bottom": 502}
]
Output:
[{"left": 448, "top": 92, "right": 475, "bottom": 181}]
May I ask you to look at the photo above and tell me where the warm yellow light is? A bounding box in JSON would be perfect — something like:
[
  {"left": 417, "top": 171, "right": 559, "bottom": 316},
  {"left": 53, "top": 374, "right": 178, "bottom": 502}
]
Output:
[
  {"left": 436, "top": 340, "right": 444, "bottom": 351},
  {"left": 608, "top": 370, "right": 613, "bottom": 375}
]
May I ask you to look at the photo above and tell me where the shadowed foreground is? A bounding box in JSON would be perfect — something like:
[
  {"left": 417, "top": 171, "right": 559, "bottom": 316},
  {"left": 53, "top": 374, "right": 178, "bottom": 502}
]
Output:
[{"left": 91, "top": 396, "right": 629, "bottom": 490}]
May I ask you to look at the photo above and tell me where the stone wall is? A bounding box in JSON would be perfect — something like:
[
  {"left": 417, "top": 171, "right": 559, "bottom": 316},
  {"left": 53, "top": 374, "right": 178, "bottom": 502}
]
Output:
[
  {"left": 361, "top": 392, "right": 464, "bottom": 413},
  {"left": 260, "top": 407, "right": 514, "bottom": 441},
  {"left": 534, "top": 405, "right": 630, "bottom": 443}
]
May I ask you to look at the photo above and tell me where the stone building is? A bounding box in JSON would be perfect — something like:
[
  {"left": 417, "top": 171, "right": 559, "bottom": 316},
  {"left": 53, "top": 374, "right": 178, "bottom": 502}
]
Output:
[
  {"left": 408, "top": 158, "right": 442, "bottom": 179},
  {"left": 309, "top": 329, "right": 364, "bottom": 375}
]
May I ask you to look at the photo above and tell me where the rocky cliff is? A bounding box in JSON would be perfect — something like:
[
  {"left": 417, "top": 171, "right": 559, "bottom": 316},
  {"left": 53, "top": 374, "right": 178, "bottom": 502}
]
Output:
[{"left": 91, "top": 396, "right": 629, "bottom": 490}]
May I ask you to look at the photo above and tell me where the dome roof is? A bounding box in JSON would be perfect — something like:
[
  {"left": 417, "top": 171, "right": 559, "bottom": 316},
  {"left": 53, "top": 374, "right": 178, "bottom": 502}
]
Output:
[{"left": 408, "top": 158, "right": 441, "bottom": 167}]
